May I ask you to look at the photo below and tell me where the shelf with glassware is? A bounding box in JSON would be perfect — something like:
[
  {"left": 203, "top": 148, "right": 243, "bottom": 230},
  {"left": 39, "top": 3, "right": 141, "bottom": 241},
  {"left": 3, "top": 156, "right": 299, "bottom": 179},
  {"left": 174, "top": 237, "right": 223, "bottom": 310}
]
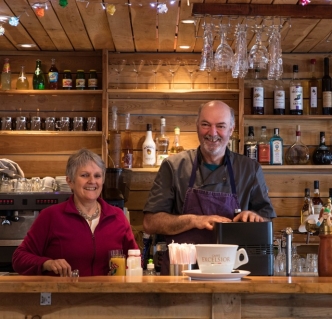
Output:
[{"left": 0, "top": 90, "right": 103, "bottom": 95}]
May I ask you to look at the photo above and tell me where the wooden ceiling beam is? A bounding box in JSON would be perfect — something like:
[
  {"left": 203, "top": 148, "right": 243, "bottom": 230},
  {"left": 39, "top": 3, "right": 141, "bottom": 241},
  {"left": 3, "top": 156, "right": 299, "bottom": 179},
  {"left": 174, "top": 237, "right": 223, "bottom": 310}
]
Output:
[{"left": 192, "top": 3, "right": 332, "bottom": 19}]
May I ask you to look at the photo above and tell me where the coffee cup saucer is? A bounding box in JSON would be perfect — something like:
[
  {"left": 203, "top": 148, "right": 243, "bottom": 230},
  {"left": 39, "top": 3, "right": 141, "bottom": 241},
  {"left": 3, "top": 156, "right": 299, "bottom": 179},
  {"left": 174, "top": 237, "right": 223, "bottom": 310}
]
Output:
[{"left": 182, "top": 269, "right": 250, "bottom": 281}]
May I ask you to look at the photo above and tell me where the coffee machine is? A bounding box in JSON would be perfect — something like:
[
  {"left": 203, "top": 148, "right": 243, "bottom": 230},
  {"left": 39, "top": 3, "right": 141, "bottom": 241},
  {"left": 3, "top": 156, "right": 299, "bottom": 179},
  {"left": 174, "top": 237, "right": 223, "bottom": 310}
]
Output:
[{"left": 102, "top": 168, "right": 132, "bottom": 210}]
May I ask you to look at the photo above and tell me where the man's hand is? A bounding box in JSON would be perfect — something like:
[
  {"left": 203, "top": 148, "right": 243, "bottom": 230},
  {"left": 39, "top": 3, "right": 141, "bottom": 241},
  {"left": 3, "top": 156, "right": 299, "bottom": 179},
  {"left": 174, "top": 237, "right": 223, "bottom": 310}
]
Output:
[
  {"left": 42, "top": 259, "right": 72, "bottom": 277},
  {"left": 233, "top": 210, "right": 265, "bottom": 222},
  {"left": 193, "top": 215, "right": 232, "bottom": 230}
]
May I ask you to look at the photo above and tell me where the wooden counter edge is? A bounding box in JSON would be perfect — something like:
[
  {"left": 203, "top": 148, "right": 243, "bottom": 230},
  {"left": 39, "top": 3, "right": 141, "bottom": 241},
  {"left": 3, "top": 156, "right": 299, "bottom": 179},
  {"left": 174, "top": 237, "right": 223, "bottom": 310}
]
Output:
[{"left": 1, "top": 275, "right": 332, "bottom": 294}]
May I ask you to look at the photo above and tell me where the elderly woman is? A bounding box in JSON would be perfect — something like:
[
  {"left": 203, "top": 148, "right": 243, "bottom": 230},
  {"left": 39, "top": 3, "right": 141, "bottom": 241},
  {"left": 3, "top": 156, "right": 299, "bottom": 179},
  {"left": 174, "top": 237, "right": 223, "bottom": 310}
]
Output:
[{"left": 12, "top": 148, "right": 138, "bottom": 276}]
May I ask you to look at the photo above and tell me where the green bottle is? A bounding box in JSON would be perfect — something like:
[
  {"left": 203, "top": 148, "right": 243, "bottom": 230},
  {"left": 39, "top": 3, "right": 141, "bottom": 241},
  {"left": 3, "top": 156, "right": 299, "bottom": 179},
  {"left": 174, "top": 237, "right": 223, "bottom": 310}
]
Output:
[{"left": 33, "top": 59, "right": 45, "bottom": 90}]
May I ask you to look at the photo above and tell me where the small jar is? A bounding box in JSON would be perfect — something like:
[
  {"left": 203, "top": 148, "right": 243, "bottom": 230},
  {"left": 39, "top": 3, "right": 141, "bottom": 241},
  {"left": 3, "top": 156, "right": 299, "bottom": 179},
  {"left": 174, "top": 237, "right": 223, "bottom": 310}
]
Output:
[
  {"left": 76, "top": 70, "right": 85, "bottom": 90},
  {"left": 62, "top": 70, "right": 72, "bottom": 90},
  {"left": 88, "top": 69, "right": 98, "bottom": 90}
]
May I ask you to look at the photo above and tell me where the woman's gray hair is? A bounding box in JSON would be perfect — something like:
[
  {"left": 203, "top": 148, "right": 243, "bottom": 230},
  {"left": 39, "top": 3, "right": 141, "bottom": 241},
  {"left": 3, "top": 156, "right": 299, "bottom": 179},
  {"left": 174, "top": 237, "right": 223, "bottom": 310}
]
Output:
[
  {"left": 66, "top": 148, "right": 106, "bottom": 182},
  {"left": 196, "top": 100, "right": 235, "bottom": 128}
]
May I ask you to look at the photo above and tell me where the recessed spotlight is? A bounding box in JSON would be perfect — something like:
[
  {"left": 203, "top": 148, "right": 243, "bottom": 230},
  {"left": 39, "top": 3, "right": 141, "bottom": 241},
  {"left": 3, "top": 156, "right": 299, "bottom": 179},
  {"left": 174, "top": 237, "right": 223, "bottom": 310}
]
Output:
[
  {"left": 181, "top": 19, "right": 196, "bottom": 24},
  {"left": 179, "top": 45, "right": 190, "bottom": 49},
  {"left": 17, "top": 43, "right": 37, "bottom": 48}
]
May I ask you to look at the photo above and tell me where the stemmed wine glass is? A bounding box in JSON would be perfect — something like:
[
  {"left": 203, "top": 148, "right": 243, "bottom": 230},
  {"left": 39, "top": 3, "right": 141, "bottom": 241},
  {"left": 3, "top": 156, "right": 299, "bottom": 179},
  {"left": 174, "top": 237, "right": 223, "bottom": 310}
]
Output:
[
  {"left": 166, "top": 59, "right": 181, "bottom": 90},
  {"left": 113, "top": 59, "right": 126, "bottom": 89},
  {"left": 132, "top": 60, "right": 145, "bottom": 89},
  {"left": 183, "top": 59, "right": 199, "bottom": 90},
  {"left": 149, "top": 59, "right": 163, "bottom": 90},
  {"left": 248, "top": 25, "right": 269, "bottom": 70}
]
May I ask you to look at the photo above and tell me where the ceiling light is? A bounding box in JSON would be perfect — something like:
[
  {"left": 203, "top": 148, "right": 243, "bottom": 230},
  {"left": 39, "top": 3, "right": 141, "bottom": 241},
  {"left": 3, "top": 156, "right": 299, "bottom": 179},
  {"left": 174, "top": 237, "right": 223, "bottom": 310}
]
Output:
[
  {"left": 17, "top": 44, "right": 37, "bottom": 48},
  {"left": 0, "top": 15, "right": 11, "bottom": 23},
  {"left": 181, "top": 19, "right": 195, "bottom": 24},
  {"left": 179, "top": 45, "right": 190, "bottom": 49}
]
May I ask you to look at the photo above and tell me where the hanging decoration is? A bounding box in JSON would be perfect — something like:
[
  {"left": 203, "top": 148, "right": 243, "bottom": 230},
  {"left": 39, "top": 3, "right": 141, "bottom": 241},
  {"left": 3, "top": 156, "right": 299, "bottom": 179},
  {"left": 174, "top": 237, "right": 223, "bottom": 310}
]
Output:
[
  {"left": 157, "top": 4, "right": 168, "bottom": 14},
  {"left": 0, "top": 25, "right": 4, "bottom": 36},
  {"left": 9, "top": 17, "right": 20, "bottom": 26},
  {"left": 36, "top": 8, "right": 45, "bottom": 17},
  {"left": 59, "top": 0, "right": 68, "bottom": 7},
  {"left": 107, "top": 4, "right": 116, "bottom": 15},
  {"left": 299, "top": 0, "right": 310, "bottom": 5}
]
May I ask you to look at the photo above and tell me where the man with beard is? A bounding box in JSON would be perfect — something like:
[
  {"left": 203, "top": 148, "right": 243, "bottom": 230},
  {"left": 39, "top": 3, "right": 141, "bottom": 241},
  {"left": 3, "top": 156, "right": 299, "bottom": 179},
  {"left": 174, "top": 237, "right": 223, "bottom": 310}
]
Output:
[{"left": 143, "top": 100, "right": 276, "bottom": 274}]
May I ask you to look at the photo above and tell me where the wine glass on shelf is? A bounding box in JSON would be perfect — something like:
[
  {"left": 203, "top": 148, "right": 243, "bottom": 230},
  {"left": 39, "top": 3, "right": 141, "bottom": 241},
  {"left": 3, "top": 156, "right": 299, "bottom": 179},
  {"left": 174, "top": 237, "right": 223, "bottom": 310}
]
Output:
[
  {"left": 149, "top": 59, "right": 163, "bottom": 90},
  {"left": 132, "top": 60, "right": 145, "bottom": 89},
  {"left": 183, "top": 59, "right": 199, "bottom": 90},
  {"left": 113, "top": 59, "right": 126, "bottom": 89},
  {"left": 166, "top": 59, "right": 181, "bottom": 90}
]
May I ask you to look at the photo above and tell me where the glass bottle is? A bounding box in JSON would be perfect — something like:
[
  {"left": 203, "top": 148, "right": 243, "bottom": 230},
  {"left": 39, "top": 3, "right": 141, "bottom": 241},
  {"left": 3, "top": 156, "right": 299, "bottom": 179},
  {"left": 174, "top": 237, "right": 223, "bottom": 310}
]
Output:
[
  {"left": 107, "top": 106, "right": 121, "bottom": 168},
  {"left": 309, "top": 59, "right": 319, "bottom": 115},
  {"left": 88, "top": 69, "right": 98, "bottom": 90},
  {"left": 258, "top": 126, "right": 270, "bottom": 165},
  {"left": 16, "top": 65, "right": 29, "bottom": 90},
  {"left": 48, "top": 58, "right": 58, "bottom": 90},
  {"left": 155, "top": 116, "right": 169, "bottom": 167},
  {"left": 62, "top": 70, "right": 72, "bottom": 90},
  {"left": 244, "top": 126, "right": 257, "bottom": 160},
  {"left": 300, "top": 188, "right": 313, "bottom": 224},
  {"left": 142, "top": 124, "right": 156, "bottom": 168},
  {"left": 170, "top": 126, "right": 184, "bottom": 155},
  {"left": 289, "top": 65, "right": 303, "bottom": 115},
  {"left": 313, "top": 180, "right": 324, "bottom": 216},
  {"left": 270, "top": 128, "right": 283, "bottom": 165},
  {"left": 33, "top": 59, "right": 45, "bottom": 90},
  {"left": 251, "top": 68, "right": 264, "bottom": 115},
  {"left": 228, "top": 130, "right": 239, "bottom": 153},
  {"left": 285, "top": 125, "right": 310, "bottom": 165},
  {"left": 312, "top": 131, "right": 332, "bottom": 165},
  {"left": 322, "top": 57, "right": 332, "bottom": 115},
  {"left": 1, "top": 58, "right": 11, "bottom": 91},
  {"left": 122, "top": 113, "right": 134, "bottom": 169},
  {"left": 76, "top": 69, "right": 85, "bottom": 90},
  {"left": 273, "top": 78, "right": 285, "bottom": 115}
]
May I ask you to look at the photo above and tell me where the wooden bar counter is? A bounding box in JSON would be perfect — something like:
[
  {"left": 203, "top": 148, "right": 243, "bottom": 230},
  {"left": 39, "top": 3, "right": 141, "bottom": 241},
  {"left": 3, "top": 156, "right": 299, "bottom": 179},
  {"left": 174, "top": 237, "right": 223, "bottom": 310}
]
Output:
[{"left": 1, "top": 275, "right": 332, "bottom": 318}]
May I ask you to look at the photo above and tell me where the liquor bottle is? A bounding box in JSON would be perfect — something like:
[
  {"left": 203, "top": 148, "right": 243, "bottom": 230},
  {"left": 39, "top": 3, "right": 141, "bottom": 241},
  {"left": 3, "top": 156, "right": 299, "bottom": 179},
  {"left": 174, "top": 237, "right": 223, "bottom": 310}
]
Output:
[
  {"left": 251, "top": 68, "right": 264, "bottom": 115},
  {"left": 16, "top": 65, "right": 29, "bottom": 90},
  {"left": 322, "top": 57, "right": 332, "bottom": 115},
  {"left": 170, "top": 126, "right": 184, "bottom": 155},
  {"left": 122, "top": 113, "right": 134, "bottom": 168},
  {"left": 309, "top": 59, "right": 319, "bottom": 115},
  {"left": 273, "top": 78, "right": 285, "bottom": 115},
  {"left": 244, "top": 126, "right": 257, "bottom": 160},
  {"left": 258, "top": 126, "right": 270, "bottom": 165},
  {"left": 312, "top": 131, "right": 332, "bottom": 165},
  {"left": 107, "top": 106, "right": 121, "bottom": 168},
  {"left": 33, "top": 59, "right": 45, "bottom": 90},
  {"left": 1, "top": 58, "right": 11, "bottom": 91},
  {"left": 313, "top": 180, "right": 324, "bottom": 216},
  {"left": 270, "top": 128, "right": 283, "bottom": 165},
  {"left": 48, "top": 58, "right": 58, "bottom": 90},
  {"left": 285, "top": 125, "right": 310, "bottom": 165},
  {"left": 289, "top": 65, "right": 303, "bottom": 115},
  {"left": 228, "top": 130, "right": 239, "bottom": 153},
  {"left": 300, "top": 188, "right": 313, "bottom": 224},
  {"left": 142, "top": 124, "right": 156, "bottom": 168},
  {"left": 155, "top": 116, "right": 169, "bottom": 166}
]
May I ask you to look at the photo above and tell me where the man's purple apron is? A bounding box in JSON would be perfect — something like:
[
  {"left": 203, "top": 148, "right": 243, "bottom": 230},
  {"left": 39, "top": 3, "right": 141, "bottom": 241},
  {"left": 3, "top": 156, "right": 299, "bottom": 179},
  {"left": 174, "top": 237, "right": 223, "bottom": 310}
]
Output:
[{"left": 162, "top": 150, "right": 241, "bottom": 275}]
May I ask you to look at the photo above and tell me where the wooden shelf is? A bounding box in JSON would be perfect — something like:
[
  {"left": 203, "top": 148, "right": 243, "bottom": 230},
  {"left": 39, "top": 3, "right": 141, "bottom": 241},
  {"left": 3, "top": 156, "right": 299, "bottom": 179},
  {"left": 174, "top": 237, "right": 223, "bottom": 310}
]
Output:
[
  {"left": 262, "top": 165, "right": 332, "bottom": 172},
  {"left": 244, "top": 115, "right": 332, "bottom": 120},
  {"left": 107, "top": 89, "right": 241, "bottom": 94},
  {"left": 0, "top": 131, "right": 102, "bottom": 136},
  {"left": 0, "top": 90, "right": 103, "bottom": 95}
]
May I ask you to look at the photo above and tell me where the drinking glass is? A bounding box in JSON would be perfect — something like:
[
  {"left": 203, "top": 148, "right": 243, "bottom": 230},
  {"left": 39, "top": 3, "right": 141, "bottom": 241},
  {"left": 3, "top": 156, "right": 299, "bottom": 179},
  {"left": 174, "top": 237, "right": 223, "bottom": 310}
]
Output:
[
  {"left": 267, "top": 25, "right": 283, "bottom": 80},
  {"left": 166, "top": 59, "right": 181, "bottom": 89},
  {"left": 149, "top": 59, "right": 162, "bottom": 89},
  {"left": 214, "top": 24, "right": 234, "bottom": 73},
  {"left": 232, "top": 24, "right": 248, "bottom": 79},
  {"left": 199, "top": 22, "right": 214, "bottom": 73},
  {"left": 132, "top": 60, "right": 145, "bottom": 89},
  {"left": 109, "top": 249, "right": 126, "bottom": 276},
  {"left": 113, "top": 59, "right": 126, "bottom": 89},
  {"left": 274, "top": 238, "right": 286, "bottom": 276},
  {"left": 183, "top": 59, "right": 199, "bottom": 89},
  {"left": 248, "top": 25, "right": 269, "bottom": 70}
]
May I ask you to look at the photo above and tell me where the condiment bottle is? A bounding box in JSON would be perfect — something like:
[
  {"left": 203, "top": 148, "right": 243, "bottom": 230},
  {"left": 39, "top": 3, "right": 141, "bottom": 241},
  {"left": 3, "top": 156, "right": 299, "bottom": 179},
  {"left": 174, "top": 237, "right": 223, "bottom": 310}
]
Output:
[
  {"left": 145, "top": 259, "right": 156, "bottom": 276},
  {"left": 62, "top": 70, "right": 72, "bottom": 90},
  {"left": 48, "top": 58, "right": 59, "bottom": 90},
  {"left": 126, "top": 249, "right": 143, "bottom": 276},
  {"left": 88, "top": 69, "right": 98, "bottom": 90},
  {"left": 76, "top": 69, "right": 85, "bottom": 90}
]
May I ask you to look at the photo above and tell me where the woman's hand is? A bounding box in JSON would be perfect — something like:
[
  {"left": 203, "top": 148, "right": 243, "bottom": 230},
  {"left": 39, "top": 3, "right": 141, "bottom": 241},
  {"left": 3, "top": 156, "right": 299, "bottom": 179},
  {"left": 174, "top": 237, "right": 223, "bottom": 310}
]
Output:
[{"left": 42, "top": 259, "right": 72, "bottom": 277}]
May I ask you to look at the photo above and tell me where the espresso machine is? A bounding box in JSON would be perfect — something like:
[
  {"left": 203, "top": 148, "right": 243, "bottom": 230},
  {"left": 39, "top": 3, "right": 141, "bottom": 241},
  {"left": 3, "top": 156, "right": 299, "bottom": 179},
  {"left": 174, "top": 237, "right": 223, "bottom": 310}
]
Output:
[
  {"left": 102, "top": 168, "right": 132, "bottom": 210},
  {"left": 0, "top": 192, "right": 71, "bottom": 273}
]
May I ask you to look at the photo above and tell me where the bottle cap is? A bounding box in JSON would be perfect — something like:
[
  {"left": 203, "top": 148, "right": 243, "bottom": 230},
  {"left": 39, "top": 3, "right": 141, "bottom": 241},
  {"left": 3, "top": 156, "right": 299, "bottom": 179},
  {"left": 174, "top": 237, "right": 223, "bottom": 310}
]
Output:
[
  {"left": 314, "top": 180, "right": 319, "bottom": 189},
  {"left": 128, "top": 249, "right": 141, "bottom": 256},
  {"left": 310, "top": 59, "right": 316, "bottom": 64},
  {"left": 293, "top": 65, "right": 298, "bottom": 72},
  {"left": 147, "top": 123, "right": 152, "bottom": 131},
  {"left": 147, "top": 263, "right": 154, "bottom": 270},
  {"left": 174, "top": 126, "right": 180, "bottom": 134}
]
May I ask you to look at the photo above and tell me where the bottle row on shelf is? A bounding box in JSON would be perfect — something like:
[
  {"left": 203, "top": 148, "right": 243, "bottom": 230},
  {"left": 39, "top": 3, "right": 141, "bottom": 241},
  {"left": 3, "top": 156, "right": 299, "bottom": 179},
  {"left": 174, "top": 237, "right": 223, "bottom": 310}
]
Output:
[
  {"left": 107, "top": 109, "right": 184, "bottom": 169},
  {"left": 0, "top": 58, "right": 99, "bottom": 91},
  {"left": 244, "top": 125, "right": 332, "bottom": 165},
  {"left": 251, "top": 57, "right": 332, "bottom": 116}
]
